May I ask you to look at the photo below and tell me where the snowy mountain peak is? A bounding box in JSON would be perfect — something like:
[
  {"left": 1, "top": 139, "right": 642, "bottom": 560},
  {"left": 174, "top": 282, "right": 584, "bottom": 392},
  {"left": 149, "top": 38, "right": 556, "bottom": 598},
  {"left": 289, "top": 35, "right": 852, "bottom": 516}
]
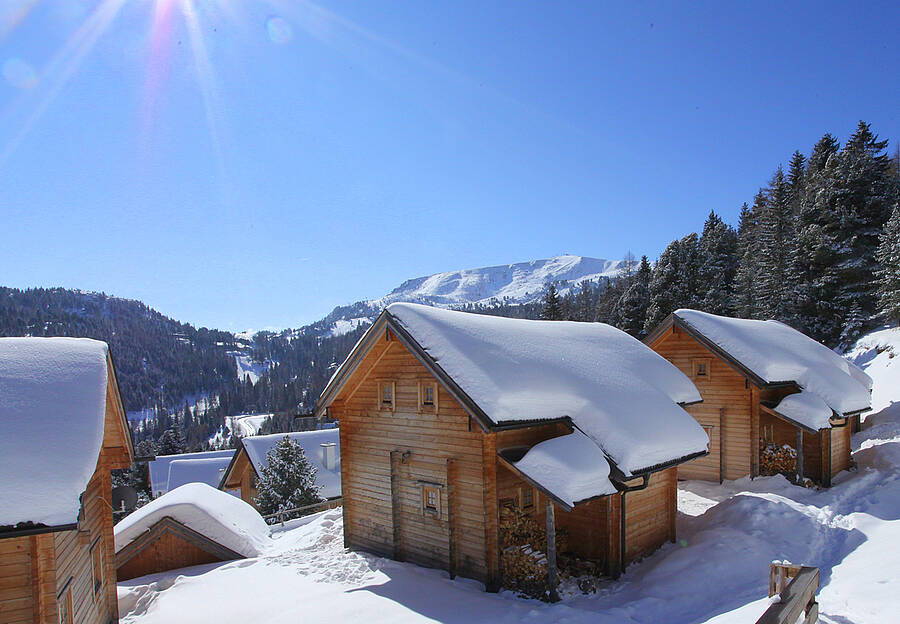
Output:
[{"left": 316, "top": 254, "right": 625, "bottom": 336}]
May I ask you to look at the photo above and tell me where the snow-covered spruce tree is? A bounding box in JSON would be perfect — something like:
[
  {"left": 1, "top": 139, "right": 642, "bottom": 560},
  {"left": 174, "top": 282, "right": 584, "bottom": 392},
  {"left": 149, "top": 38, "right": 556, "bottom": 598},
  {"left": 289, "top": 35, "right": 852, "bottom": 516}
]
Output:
[
  {"left": 787, "top": 150, "right": 807, "bottom": 217},
  {"left": 157, "top": 425, "right": 187, "bottom": 455},
  {"left": 540, "top": 283, "right": 563, "bottom": 320},
  {"left": 613, "top": 255, "right": 651, "bottom": 337},
  {"left": 254, "top": 436, "right": 322, "bottom": 518},
  {"left": 733, "top": 201, "right": 760, "bottom": 318},
  {"left": 644, "top": 234, "right": 701, "bottom": 333},
  {"left": 698, "top": 211, "right": 738, "bottom": 316},
  {"left": 876, "top": 205, "right": 900, "bottom": 324},
  {"left": 756, "top": 167, "right": 797, "bottom": 321}
]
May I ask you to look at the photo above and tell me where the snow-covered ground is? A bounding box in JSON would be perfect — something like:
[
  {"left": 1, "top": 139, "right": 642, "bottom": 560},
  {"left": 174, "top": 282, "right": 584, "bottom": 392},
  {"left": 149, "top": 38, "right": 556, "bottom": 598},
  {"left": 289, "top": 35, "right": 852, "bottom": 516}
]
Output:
[
  {"left": 120, "top": 328, "right": 900, "bottom": 624},
  {"left": 231, "top": 353, "right": 271, "bottom": 384}
]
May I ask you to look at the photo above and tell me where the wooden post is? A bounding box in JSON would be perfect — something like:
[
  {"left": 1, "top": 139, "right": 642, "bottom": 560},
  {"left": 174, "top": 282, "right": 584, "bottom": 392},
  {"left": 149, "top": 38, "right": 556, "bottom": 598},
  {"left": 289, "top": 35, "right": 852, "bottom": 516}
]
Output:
[
  {"left": 719, "top": 408, "right": 726, "bottom": 483},
  {"left": 796, "top": 429, "right": 804, "bottom": 484},
  {"left": 546, "top": 500, "right": 559, "bottom": 603},
  {"left": 389, "top": 451, "right": 404, "bottom": 561},
  {"left": 446, "top": 458, "right": 456, "bottom": 580}
]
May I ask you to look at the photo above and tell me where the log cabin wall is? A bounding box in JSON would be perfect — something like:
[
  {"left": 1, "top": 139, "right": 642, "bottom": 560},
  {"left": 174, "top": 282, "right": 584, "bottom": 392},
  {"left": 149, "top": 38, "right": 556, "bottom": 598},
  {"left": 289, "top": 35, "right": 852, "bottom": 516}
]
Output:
[
  {"left": 221, "top": 452, "right": 258, "bottom": 507},
  {"left": 0, "top": 533, "right": 55, "bottom": 624},
  {"left": 332, "top": 332, "right": 489, "bottom": 584},
  {"left": 623, "top": 467, "right": 677, "bottom": 564},
  {"left": 648, "top": 327, "right": 754, "bottom": 481},
  {"left": 830, "top": 424, "right": 851, "bottom": 476},
  {"left": 116, "top": 529, "right": 229, "bottom": 582}
]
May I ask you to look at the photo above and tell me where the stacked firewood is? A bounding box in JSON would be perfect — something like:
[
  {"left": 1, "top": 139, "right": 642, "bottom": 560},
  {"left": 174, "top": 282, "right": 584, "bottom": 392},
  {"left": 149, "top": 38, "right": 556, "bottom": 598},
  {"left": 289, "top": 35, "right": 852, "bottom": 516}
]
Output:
[
  {"left": 759, "top": 441, "right": 797, "bottom": 476},
  {"left": 499, "top": 504, "right": 568, "bottom": 601}
]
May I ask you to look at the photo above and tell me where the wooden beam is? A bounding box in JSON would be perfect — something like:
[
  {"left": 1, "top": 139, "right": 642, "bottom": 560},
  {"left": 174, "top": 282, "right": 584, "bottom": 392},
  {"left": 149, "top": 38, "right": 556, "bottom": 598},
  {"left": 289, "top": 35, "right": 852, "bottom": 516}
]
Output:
[
  {"left": 446, "top": 458, "right": 457, "bottom": 580},
  {"left": 545, "top": 501, "right": 559, "bottom": 603},
  {"left": 796, "top": 429, "right": 804, "bottom": 483},
  {"left": 389, "top": 451, "right": 404, "bottom": 562},
  {"left": 719, "top": 408, "right": 726, "bottom": 484}
]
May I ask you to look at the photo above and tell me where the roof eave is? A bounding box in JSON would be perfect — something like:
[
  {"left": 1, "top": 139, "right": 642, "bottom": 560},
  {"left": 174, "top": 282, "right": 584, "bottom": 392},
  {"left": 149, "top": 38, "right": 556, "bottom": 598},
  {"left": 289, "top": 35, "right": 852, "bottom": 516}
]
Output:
[{"left": 0, "top": 522, "right": 78, "bottom": 540}]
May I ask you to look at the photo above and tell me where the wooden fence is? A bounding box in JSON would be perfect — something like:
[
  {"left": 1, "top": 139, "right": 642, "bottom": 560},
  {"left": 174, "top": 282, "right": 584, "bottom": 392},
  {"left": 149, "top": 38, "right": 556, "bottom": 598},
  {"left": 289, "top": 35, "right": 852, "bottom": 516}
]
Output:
[
  {"left": 756, "top": 564, "right": 819, "bottom": 624},
  {"left": 263, "top": 497, "right": 343, "bottom": 525}
]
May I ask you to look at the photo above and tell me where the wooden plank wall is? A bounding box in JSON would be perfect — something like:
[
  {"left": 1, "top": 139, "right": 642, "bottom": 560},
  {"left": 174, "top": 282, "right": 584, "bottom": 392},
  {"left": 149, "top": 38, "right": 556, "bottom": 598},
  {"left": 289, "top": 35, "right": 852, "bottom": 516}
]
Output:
[
  {"left": 0, "top": 536, "right": 35, "bottom": 623},
  {"left": 624, "top": 468, "right": 677, "bottom": 564},
  {"left": 758, "top": 411, "right": 823, "bottom": 482},
  {"left": 333, "top": 334, "right": 489, "bottom": 583},
  {"left": 649, "top": 328, "right": 753, "bottom": 480},
  {"left": 116, "top": 530, "right": 229, "bottom": 582}
]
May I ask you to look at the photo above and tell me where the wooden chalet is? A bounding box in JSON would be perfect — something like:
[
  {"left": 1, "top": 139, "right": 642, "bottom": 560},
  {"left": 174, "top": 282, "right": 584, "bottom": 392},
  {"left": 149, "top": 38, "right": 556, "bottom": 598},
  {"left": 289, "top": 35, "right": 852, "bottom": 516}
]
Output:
[
  {"left": 314, "top": 303, "right": 709, "bottom": 592},
  {"left": 0, "top": 338, "right": 134, "bottom": 624},
  {"left": 218, "top": 429, "right": 342, "bottom": 511},
  {"left": 645, "top": 310, "right": 872, "bottom": 486},
  {"left": 113, "top": 483, "right": 268, "bottom": 582}
]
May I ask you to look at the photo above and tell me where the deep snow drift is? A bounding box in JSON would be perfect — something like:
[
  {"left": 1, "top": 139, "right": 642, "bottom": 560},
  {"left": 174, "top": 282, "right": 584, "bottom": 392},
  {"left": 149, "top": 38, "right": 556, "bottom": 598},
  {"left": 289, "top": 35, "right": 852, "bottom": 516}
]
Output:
[
  {"left": 0, "top": 337, "right": 110, "bottom": 527},
  {"left": 119, "top": 327, "right": 900, "bottom": 624}
]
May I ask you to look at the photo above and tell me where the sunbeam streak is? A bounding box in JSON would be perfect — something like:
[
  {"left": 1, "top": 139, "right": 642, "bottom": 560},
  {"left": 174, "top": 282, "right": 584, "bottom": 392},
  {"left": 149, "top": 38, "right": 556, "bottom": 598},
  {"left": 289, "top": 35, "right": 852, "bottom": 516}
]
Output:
[{"left": 0, "top": 0, "right": 128, "bottom": 167}]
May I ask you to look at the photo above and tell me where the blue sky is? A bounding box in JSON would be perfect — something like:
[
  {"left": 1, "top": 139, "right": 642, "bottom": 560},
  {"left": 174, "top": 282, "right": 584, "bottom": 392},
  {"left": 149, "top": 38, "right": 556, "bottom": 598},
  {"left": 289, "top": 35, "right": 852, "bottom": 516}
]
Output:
[{"left": 1, "top": 1, "right": 898, "bottom": 330}]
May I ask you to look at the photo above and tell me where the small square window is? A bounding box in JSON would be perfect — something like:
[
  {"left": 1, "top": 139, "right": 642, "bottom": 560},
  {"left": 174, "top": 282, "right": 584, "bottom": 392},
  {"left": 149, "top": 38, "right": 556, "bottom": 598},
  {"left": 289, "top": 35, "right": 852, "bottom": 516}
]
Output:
[
  {"left": 90, "top": 538, "right": 103, "bottom": 595},
  {"left": 692, "top": 358, "right": 712, "bottom": 380},
  {"left": 379, "top": 381, "right": 395, "bottom": 410},
  {"left": 419, "top": 381, "right": 438, "bottom": 412},
  {"left": 421, "top": 484, "right": 441, "bottom": 517},
  {"left": 521, "top": 487, "right": 534, "bottom": 511}
]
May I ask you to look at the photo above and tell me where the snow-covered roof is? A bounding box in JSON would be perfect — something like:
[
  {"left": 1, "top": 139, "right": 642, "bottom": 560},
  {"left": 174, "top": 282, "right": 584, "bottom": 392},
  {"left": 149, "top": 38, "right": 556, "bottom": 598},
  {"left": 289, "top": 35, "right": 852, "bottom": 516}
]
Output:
[
  {"left": 385, "top": 303, "right": 707, "bottom": 476},
  {"left": 149, "top": 449, "right": 235, "bottom": 497},
  {"left": 509, "top": 431, "right": 617, "bottom": 509},
  {"left": 239, "top": 430, "right": 341, "bottom": 499},
  {"left": 115, "top": 483, "right": 270, "bottom": 557},
  {"left": 673, "top": 310, "right": 872, "bottom": 417},
  {"left": 167, "top": 457, "right": 233, "bottom": 491},
  {"left": 0, "top": 337, "right": 110, "bottom": 527},
  {"left": 773, "top": 391, "right": 834, "bottom": 431}
]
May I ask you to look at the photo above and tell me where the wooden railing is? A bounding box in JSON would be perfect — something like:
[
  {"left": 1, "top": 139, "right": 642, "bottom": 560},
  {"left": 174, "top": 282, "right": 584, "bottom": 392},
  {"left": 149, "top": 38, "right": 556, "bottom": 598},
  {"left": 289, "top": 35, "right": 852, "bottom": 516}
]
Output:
[
  {"left": 263, "top": 498, "right": 342, "bottom": 526},
  {"left": 756, "top": 564, "right": 819, "bottom": 624}
]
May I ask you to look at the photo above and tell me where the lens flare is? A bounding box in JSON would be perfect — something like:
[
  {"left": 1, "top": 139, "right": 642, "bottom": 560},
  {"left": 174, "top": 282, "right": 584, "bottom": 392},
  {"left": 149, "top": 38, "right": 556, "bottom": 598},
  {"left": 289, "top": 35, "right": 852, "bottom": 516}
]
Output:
[
  {"left": 265, "top": 15, "right": 292, "bottom": 44},
  {"left": 2, "top": 58, "right": 38, "bottom": 89}
]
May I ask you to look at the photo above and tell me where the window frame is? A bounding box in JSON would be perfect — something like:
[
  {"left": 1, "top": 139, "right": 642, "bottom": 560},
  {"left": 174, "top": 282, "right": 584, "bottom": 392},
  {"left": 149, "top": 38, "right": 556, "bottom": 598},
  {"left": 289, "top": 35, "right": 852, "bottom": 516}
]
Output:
[
  {"left": 90, "top": 536, "right": 103, "bottom": 597},
  {"left": 418, "top": 380, "right": 438, "bottom": 413},
  {"left": 377, "top": 380, "right": 396, "bottom": 411},
  {"left": 692, "top": 358, "right": 712, "bottom": 381},
  {"left": 420, "top": 483, "right": 442, "bottom": 518},
  {"left": 519, "top": 486, "right": 535, "bottom": 512}
]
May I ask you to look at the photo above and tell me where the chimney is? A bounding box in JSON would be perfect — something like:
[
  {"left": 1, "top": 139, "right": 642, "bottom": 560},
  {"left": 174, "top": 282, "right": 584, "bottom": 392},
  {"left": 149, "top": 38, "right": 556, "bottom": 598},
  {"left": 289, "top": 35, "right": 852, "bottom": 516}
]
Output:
[{"left": 320, "top": 442, "right": 338, "bottom": 471}]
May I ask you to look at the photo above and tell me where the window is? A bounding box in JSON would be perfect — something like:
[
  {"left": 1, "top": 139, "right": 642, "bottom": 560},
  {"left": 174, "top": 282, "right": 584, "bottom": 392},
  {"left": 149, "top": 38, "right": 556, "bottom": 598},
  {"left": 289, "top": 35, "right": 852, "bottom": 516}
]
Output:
[
  {"left": 421, "top": 484, "right": 441, "bottom": 517},
  {"left": 57, "top": 581, "right": 73, "bottom": 624},
  {"left": 379, "top": 381, "right": 395, "bottom": 410},
  {"left": 692, "top": 358, "right": 712, "bottom": 380},
  {"left": 90, "top": 537, "right": 103, "bottom": 596},
  {"left": 418, "top": 380, "right": 438, "bottom": 412},
  {"left": 520, "top": 487, "right": 535, "bottom": 511},
  {"left": 762, "top": 424, "right": 774, "bottom": 444}
]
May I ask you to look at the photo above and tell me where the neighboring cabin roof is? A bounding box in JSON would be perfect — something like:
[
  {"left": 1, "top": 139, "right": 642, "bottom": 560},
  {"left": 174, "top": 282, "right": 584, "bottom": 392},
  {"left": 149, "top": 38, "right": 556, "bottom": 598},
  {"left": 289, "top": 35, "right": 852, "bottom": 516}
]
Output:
[
  {"left": 318, "top": 303, "right": 707, "bottom": 478},
  {"left": 149, "top": 449, "right": 235, "bottom": 496},
  {"left": 502, "top": 430, "right": 618, "bottom": 510},
  {"left": 115, "top": 483, "right": 270, "bottom": 558},
  {"left": 167, "top": 457, "right": 234, "bottom": 492},
  {"left": 0, "top": 337, "right": 111, "bottom": 528},
  {"left": 649, "top": 310, "right": 872, "bottom": 424},
  {"left": 231, "top": 430, "right": 341, "bottom": 499}
]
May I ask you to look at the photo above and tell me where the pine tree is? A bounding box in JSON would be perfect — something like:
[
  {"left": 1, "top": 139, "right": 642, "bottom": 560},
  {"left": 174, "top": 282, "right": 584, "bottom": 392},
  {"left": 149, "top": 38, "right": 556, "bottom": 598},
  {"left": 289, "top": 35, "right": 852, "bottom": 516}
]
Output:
[
  {"left": 157, "top": 425, "right": 186, "bottom": 455},
  {"left": 540, "top": 283, "right": 563, "bottom": 320},
  {"left": 614, "top": 255, "right": 651, "bottom": 337},
  {"left": 876, "top": 205, "right": 900, "bottom": 323},
  {"left": 644, "top": 234, "right": 701, "bottom": 332},
  {"left": 787, "top": 150, "right": 807, "bottom": 216},
  {"left": 254, "top": 436, "right": 322, "bottom": 518},
  {"left": 734, "top": 201, "right": 760, "bottom": 318},
  {"left": 756, "top": 167, "right": 797, "bottom": 320},
  {"left": 697, "top": 211, "right": 738, "bottom": 315}
]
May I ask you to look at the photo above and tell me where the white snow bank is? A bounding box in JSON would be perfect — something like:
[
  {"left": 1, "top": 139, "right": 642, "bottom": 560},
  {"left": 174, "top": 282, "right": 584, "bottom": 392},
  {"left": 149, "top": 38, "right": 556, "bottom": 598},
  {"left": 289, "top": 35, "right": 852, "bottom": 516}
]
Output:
[
  {"left": 167, "top": 457, "right": 233, "bottom": 491},
  {"left": 675, "top": 310, "right": 871, "bottom": 416},
  {"left": 844, "top": 326, "right": 900, "bottom": 414},
  {"left": 772, "top": 391, "right": 834, "bottom": 431},
  {"left": 241, "top": 429, "right": 341, "bottom": 499},
  {"left": 0, "top": 337, "right": 109, "bottom": 527},
  {"left": 115, "top": 483, "right": 270, "bottom": 557},
  {"left": 386, "top": 303, "right": 706, "bottom": 475},
  {"left": 149, "top": 450, "right": 235, "bottom": 497},
  {"left": 510, "top": 431, "right": 616, "bottom": 508}
]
